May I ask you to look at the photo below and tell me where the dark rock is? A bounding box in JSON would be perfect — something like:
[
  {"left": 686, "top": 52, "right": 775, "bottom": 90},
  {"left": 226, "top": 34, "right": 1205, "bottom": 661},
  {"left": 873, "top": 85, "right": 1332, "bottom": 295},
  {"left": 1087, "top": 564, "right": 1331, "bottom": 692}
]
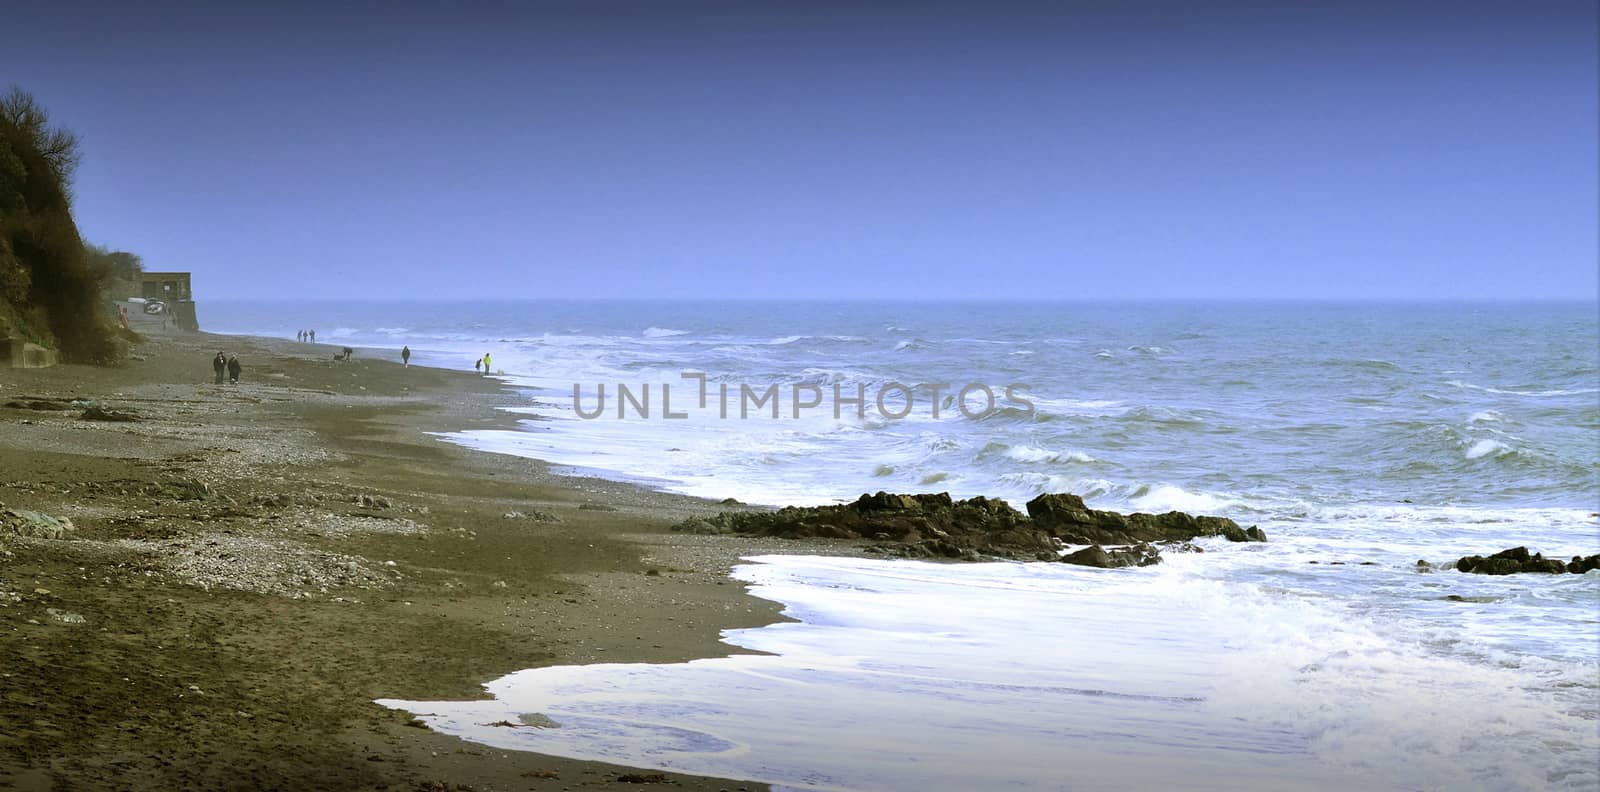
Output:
[
  {"left": 856, "top": 491, "right": 922, "bottom": 511},
  {"left": 672, "top": 517, "right": 732, "bottom": 535},
  {"left": 1456, "top": 547, "right": 1590, "bottom": 575},
  {"left": 1490, "top": 546, "right": 1531, "bottom": 563},
  {"left": 672, "top": 491, "right": 1256, "bottom": 563},
  {"left": 1415, "top": 560, "right": 1434, "bottom": 573},
  {"left": 80, "top": 406, "right": 140, "bottom": 422},
  {"left": 1060, "top": 543, "right": 1161, "bottom": 569},
  {"left": 1025, "top": 492, "right": 1248, "bottom": 545},
  {"left": 5, "top": 398, "right": 71, "bottom": 411},
  {"left": 1568, "top": 555, "right": 1600, "bottom": 574},
  {"left": 672, "top": 491, "right": 1049, "bottom": 559},
  {"left": 615, "top": 773, "right": 668, "bottom": 784},
  {"left": 1220, "top": 523, "right": 1268, "bottom": 542}
]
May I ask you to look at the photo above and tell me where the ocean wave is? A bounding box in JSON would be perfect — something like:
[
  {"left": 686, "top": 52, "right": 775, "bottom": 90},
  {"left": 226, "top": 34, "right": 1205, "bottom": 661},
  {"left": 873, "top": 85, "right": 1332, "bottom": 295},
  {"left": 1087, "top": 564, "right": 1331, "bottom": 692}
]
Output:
[
  {"left": 375, "top": 326, "right": 410, "bottom": 335},
  {"left": 642, "top": 326, "right": 689, "bottom": 338},
  {"left": 1463, "top": 438, "right": 1517, "bottom": 460},
  {"left": 1119, "top": 406, "right": 1209, "bottom": 428},
  {"left": 757, "top": 334, "right": 866, "bottom": 346},
  {"left": 1467, "top": 410, "right": 1504, "bottom": 424},
  {"left": 1326, "top": 358, "right": 1399, "bottom": 371},
  {"left": 1031, "top": 397, "right": 1126, "bottom": 416},
  {"left": 1127, "top": 484, "right": 1240, "bottom": 514},
  {"left": 1446, "top": 380, "right": 1599, "bottom": 398},
  {"left": 1000, "top": 445, "right": 1098, "bottom": 465},
  {"left": 973, "top": 405, "right": 1052, "bottom": 424}
]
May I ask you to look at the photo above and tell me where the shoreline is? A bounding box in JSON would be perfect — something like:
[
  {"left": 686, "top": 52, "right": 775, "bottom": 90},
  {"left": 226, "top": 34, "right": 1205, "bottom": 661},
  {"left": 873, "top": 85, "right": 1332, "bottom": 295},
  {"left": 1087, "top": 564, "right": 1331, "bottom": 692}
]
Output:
[{"left": 0, "top": 328, "right": 820, "bottom": 790}]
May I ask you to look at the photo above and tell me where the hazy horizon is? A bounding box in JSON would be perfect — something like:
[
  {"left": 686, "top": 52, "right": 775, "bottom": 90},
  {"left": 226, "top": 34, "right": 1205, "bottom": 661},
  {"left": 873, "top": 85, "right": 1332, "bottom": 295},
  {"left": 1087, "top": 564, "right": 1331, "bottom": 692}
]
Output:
[{"left": 4, "top": 0, "right": 1595, "bottom": 303}]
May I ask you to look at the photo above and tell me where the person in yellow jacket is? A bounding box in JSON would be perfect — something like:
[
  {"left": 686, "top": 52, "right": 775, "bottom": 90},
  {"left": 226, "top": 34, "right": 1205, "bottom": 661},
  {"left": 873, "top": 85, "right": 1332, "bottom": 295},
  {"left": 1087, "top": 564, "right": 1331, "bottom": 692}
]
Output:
[{"left": 482, "top": 352, "right": 491, "bottom": 373}]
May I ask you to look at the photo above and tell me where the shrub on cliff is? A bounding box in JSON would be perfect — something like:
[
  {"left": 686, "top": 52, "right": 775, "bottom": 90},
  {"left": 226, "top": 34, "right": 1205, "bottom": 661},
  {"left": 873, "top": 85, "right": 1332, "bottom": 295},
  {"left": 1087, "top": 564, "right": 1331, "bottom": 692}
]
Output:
[{"left": 0, "top": 87, "right": 123, "bottom": 363}]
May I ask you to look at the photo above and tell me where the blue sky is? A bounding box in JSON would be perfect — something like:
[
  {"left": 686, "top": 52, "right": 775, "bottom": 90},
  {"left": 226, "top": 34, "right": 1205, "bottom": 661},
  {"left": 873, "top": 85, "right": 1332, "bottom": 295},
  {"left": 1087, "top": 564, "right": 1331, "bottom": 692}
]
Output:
[{"left": 5, "top": 1, "right": 1596, "bottom": 301}]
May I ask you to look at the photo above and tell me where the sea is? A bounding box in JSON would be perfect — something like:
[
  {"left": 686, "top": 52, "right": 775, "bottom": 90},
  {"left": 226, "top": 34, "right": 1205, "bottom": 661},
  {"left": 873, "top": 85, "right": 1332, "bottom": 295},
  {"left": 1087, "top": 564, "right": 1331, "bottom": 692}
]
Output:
[{"left": 211, "top": 300, "right": 1599, "bottom": 791}]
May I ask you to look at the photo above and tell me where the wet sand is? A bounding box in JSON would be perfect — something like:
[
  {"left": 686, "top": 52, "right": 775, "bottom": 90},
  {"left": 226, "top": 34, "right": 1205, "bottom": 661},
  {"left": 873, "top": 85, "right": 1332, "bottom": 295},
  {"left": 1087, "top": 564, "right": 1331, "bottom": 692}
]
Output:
[{"left": 0, "top": 330, "right": 810, "bottom": 790}]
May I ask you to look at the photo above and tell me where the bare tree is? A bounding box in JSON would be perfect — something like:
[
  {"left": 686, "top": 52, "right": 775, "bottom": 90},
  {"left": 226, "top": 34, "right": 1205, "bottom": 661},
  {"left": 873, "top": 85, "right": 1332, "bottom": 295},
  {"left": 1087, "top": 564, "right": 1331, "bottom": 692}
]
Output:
[{"left": 0, "top": 86, "right": 81, "bottom": 186}]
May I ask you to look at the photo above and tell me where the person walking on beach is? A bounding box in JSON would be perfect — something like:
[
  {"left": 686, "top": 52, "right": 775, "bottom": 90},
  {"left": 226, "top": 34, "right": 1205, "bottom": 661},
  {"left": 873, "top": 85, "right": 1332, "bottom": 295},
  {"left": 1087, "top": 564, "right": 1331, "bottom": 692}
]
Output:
[
  {"left": 227, "top": 355, "right": 242, "bottom": 384},
  {"left": 483, "top": 352, "right": 491, "bottom": 373},
  {"left": 309, "top": 329, "right": 316, "bottom": 343},
  {"left": 474, "top": 357, "right": 481, "bottom": 372},
  {"left": 212, "top": 351, "right": 227, "bottom": 384},
  {"left": 401, "top": 345, "right": 411, "bottom": 367}
]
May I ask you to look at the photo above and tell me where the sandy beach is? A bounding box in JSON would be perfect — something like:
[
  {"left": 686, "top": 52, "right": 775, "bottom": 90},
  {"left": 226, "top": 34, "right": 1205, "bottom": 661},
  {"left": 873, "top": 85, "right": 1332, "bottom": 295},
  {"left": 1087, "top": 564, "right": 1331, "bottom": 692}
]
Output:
[{"left": 0, "top": 330, "right": 803, "bottom": 791}]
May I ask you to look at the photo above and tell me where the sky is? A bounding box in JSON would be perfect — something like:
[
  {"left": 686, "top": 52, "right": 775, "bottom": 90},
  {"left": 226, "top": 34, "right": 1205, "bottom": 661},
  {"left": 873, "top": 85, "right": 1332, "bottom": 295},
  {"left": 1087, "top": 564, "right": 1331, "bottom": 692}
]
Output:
[{"left": 2, "top": 0, "right": 1596, "bottom": 301}]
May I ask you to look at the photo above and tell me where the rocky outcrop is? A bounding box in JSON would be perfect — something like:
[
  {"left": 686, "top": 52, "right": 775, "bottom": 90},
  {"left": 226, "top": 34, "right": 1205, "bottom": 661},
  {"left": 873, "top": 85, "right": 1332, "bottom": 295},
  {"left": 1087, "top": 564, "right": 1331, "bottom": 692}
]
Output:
[
  {"left": 1455, "top": 547, "right": 1600, "bottom": 575},
  {"left": 1060, "top": 543, "right": 1162, "bottom": 568},
  {"left": 1025, "top": 493, "right": 1264, "bottom": 544},
  {"left": 0, "top": 508, "right": 74, "bottom": 539},
  {"left": 675, "top": 491, "right": 1055, "bottom": 560},
  {"left": 672, "top": 491, "right": 1255, "bottom": 562}
]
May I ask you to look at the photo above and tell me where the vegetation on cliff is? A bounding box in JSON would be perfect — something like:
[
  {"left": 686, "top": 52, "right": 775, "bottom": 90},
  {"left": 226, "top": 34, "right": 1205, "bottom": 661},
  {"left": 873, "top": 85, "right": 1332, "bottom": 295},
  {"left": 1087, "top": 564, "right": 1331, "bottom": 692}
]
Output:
[{"left": 0, "top": 87, "right": 124, "bottom": 363}]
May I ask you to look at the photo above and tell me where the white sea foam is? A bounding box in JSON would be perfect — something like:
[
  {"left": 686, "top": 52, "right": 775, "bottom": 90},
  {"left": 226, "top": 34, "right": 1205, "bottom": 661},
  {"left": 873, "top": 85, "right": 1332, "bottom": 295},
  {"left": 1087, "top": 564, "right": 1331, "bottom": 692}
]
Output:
[
  {"left": 1447, "top": 381, "right": 1599, "bottom": 398},
  {"left": 1129, "top": 484, "right": 1237, "bottom": 514},
  {"left": 642, "top": 326, "right": 689, "bottom": 338},
  {"left": 380, "top": 555, "right": 1599, "bottom": 792},
  {"left": 1002, "top": 445, "right": 1097, "bottom": 464},
  {"left": 1030, "top": 397, "right": 1127, "bottom": 416},
  {"left": 1465, "top": 438, "right": 1514, "bottom": 459}
]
